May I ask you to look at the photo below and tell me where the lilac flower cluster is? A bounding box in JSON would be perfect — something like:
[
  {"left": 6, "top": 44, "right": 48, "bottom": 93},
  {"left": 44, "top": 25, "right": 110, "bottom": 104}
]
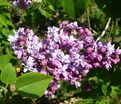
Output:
[
  {"left": 10, "top": 0, "right": 31, "bottom": 10},
  {"left": 8, "top": 21, "right": 121, "bottom": 97}
]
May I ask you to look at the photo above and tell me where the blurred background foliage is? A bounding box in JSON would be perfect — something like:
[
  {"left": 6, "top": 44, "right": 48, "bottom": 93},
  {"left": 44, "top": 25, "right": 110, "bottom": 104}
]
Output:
[{"left": 0, "top": 0, "right": 121, "bottom": 103}]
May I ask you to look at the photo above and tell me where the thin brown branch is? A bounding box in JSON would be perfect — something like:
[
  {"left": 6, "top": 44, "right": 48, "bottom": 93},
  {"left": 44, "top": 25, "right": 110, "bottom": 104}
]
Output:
[{"left": 96, "top": 17, "right": 111, "bottom": 42}]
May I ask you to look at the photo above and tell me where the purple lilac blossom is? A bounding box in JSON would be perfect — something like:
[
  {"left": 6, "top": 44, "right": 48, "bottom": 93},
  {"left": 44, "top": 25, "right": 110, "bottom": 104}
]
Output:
[
  {"left": 10, "top": 0, "right": 31, "bottom": 10},
  {"left": 8, "top": 21, "right": 121, "bottom": 97}
]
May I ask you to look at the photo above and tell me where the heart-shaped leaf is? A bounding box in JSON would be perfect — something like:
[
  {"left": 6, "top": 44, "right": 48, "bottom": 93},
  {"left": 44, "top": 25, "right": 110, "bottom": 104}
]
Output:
[{"left": 16, "top": 72, "right": 53, "bottom": 98}]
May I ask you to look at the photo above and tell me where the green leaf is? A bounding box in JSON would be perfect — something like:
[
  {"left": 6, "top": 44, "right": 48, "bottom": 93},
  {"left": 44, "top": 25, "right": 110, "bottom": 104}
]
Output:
[
  {"left": 74, "top": 0, "right": 90, "bottom": 17},
  {"left": 110, "top": 86, "right": 119, "bottom": 97},
  {"left": 16, "top": 72, "right": 53, "bottom": 98},
  {"left": 61, "top": 0, "right": 75, "bottom": 18},
  {"left": 39, "top": 7, "right": 52, "bottom": 18},
  {"left": 2, "top": 28, "right": 11, "bottom": 36},
  {"left": 0, "top": 14, "right": 7, "bottom": 27},
  {"left": 6, "top": 20, "right": 14, "bottom": 27},
  {"left": 102, "top": 84, "right": 107, "bottom": 96},
  {"left": 0, "top": 0, "right": 11, "bottom": 6},
  {"left": 0, "top": 54, "right": 11, "bottom": 70},
  {"left": 47, "top": 0, "right": 61, "bottom": 9},
  {"left": 1, "top": 63, "right": 16, "bottom": 84},
  {"left": 95, "top": 98, "right": 111, "bottom": 104},
  {"left": 2, "top": 12, "right": 11, "bottom": 20}
]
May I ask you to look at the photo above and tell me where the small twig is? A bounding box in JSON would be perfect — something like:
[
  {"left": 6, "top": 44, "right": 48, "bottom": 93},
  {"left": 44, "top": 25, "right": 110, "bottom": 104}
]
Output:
[
  {"left": 96, "top": 17, "right": 111, "bottom": 42},
  {"left": 31, "top": 99, "right": 36, "bottom": 104},
  {"left": 91, "top": 29, "right": 98, "bottom": 35},
  {"left": 86, "top": 8, "right": 98, "bottom": 35}
]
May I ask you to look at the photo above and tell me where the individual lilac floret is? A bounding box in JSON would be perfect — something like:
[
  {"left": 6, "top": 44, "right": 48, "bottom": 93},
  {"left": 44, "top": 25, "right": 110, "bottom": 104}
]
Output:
[
  {"left": 10, "top": 0, "right": 31, "bottom": 10},
  {"left": 45, "top": 80, "right": 60, "bottom": 98},
  {"left": 8, "top": 21, "right": 121, "bottom": 97}
]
